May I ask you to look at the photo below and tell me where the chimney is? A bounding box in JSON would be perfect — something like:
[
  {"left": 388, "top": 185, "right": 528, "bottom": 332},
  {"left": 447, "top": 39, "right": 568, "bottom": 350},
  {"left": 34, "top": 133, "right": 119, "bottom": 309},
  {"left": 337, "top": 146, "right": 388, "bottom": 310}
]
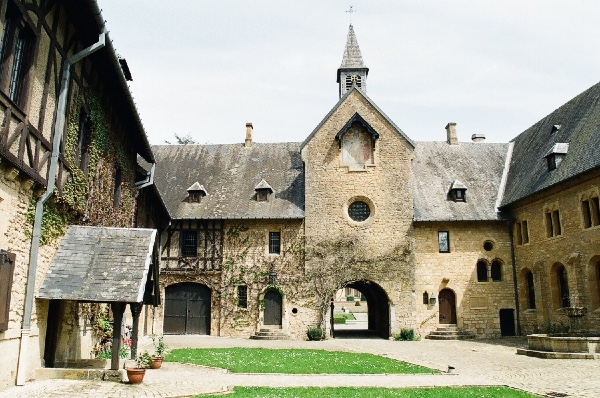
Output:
[
  {"left": 471, "top": 134, "right": 486, "bottom": 142},
  {"left": 446, "top": 123, "right": 458, "bottom": 145},
  {"left": 245, "top": 123, "right": 253, "bottom": 147}
]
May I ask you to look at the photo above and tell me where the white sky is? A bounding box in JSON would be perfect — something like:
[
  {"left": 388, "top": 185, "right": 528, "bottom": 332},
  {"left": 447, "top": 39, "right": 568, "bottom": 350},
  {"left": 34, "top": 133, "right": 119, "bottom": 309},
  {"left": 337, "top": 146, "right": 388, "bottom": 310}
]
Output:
[{"left": 100, "top": 1, "right": 600, "bottom": 145}]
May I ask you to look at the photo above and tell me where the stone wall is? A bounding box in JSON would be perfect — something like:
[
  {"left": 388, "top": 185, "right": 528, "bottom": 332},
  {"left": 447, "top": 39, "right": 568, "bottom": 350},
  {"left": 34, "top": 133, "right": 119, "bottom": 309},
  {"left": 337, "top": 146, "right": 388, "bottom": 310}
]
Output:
[
  {"left": 157, "top": 219, "right": 310, "bottom": 339},
  {"left": 414, "top": 221, "right": 515, "bottom": 338},
  {"left": 302, "top": 89, "right": 416, "bottom": 336},
  {"left": 510, "top": 175, "right": 600, "bottom": 335}
]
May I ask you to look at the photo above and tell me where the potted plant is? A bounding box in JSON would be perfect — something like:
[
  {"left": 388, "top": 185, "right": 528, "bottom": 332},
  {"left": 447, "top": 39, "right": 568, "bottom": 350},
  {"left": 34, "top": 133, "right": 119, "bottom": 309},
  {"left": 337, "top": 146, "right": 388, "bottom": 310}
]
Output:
[
  {"left": 150, "top": 334, "right": 169, "bottom": 369},
  {"left": 126, "top": 350, "right": 152, "bottom": 384}
]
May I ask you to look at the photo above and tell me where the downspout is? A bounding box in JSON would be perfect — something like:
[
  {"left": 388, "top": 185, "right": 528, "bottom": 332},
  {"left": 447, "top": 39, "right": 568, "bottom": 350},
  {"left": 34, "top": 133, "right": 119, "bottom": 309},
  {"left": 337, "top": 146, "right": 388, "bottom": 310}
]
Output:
[
  {"left": 507, "top": 217, "right": 521, "bottom": 336},
  {"left": 16, "top": 30, "right": 106, "bottom": 386}
]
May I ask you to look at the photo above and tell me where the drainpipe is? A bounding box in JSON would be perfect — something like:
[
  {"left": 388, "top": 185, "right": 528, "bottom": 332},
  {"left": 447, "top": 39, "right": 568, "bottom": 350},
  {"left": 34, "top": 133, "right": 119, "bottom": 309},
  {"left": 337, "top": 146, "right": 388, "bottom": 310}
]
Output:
[
  {"left": 507, "top": 218, "right": 521, "bottom": 336},
  {"left": 16, "top": 30, "right": 106, "bottom": 386}
]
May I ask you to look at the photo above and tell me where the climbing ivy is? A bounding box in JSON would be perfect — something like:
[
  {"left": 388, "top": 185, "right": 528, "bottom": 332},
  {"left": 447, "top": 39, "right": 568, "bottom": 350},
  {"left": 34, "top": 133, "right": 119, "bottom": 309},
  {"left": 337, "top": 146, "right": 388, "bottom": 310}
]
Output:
[{"left": 30, "top": 88, "right": 138, "bottom": 244}]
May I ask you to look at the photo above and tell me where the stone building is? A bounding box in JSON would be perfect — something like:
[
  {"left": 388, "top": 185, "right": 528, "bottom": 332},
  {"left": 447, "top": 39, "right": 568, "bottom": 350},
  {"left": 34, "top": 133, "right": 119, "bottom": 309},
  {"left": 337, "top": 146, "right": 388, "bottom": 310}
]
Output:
[
  {"left": 152, "top": 23, "right": 599, "bottom": 342},
  {"left": 0, "top": 0, "right": 162, "bottom": 390}
]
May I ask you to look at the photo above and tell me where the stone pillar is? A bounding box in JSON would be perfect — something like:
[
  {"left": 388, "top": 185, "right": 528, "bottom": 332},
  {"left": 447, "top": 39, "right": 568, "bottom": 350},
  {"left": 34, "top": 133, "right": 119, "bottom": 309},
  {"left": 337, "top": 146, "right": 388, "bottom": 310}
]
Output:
[
  {"left": 130, "top": 303, "right": 143, "bottom": 359},
  {"left": 110, "top": 302, "right": 126, "bottom": 370}
]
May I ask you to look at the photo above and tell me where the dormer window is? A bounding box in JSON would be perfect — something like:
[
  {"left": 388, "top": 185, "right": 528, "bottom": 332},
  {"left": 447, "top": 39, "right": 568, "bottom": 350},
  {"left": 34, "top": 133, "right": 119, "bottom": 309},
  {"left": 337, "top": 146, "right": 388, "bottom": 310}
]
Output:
[
  {"left": 449, "top": 180, "right": 467, "bottom": 202},
  {"left": 255, "top": 179, "right": 273, "bottom": 202},
  {"left": 545, "top": 143, "right": 569, "bottom": 171},
  {"left": 187, "top": 182, "right": 207, "bottom": 203}
]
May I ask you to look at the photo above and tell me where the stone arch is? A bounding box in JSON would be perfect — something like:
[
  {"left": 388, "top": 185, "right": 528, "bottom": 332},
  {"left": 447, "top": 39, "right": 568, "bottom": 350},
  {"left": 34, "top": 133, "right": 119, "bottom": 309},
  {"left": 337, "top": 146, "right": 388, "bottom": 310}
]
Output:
[
  {"left": 332, "top": 280, "right": 390, "bottom": 339},
  {"left": 550, "top": 263, "right": 570, "bottom": 309},
  {"left": 491, "top": 259, "right": 503, "bottom": 282},
  {"left": 476, "top": 259, "right": 489, "bottom": 282},
  {"left": 588, "top": 256, "right": 600, "bottom": 310}
]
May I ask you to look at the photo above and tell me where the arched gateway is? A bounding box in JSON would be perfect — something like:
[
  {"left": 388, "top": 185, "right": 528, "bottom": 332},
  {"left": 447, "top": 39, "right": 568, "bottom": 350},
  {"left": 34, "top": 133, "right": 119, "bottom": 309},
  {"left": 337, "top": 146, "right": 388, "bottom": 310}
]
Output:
[{"left": 332, "top": 280, "right": 390, "bottom": 339}]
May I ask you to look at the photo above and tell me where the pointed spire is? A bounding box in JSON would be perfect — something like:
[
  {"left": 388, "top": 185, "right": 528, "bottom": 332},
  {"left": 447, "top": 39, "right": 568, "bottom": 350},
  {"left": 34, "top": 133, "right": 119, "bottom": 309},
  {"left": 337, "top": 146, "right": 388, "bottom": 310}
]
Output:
[
  {"left": 337, "top": 24, "right": 369, "bottom": 98},
  {"left": 340, "top": 24, "right": 366, "bottom": 69}
]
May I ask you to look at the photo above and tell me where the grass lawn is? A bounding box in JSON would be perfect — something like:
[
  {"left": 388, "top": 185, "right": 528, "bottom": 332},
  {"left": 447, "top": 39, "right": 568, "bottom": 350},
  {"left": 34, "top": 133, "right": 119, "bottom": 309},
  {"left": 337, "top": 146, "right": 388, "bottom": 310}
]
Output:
[
  {"left": 166, "top": 348, "right": 436, "bottom": 374},
  {"left": 196, "top": 386, "right": 540, "bottom": 398},
  {"left": 333, "top": 313, "right": 356, "bottom": 324}
]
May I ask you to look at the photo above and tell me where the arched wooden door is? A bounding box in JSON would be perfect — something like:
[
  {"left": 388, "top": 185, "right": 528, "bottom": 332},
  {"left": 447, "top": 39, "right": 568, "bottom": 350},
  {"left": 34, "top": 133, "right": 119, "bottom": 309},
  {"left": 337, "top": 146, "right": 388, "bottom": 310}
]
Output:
[
  {"left": 438, "top": 288, "right": 457, "bottom": 324},
  {"left": 264, "top": 290, "right": 282, "bottom": 326},
  {"left": 164, "top": 283, "right": 211, "bottom": 334}
]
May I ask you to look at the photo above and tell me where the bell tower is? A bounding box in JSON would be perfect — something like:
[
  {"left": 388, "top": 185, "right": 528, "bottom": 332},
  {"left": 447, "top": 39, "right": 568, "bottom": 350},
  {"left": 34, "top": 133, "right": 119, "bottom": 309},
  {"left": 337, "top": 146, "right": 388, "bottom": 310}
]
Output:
[{"left": 337, "top": 24, "right": 369, "bottom": 98}]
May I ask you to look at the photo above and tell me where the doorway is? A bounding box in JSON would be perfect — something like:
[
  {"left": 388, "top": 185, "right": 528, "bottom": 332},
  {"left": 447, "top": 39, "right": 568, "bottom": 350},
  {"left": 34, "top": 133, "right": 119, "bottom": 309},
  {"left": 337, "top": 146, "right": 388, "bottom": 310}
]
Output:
[
  {"left": 264, "top": 290, "right": 283, "bottom": 326},
  {"left": 164, "top": 283, "right": 211, "bottom": 334},
  {"left": 438, "top": 288, "right": 457, "bottom": 324}
]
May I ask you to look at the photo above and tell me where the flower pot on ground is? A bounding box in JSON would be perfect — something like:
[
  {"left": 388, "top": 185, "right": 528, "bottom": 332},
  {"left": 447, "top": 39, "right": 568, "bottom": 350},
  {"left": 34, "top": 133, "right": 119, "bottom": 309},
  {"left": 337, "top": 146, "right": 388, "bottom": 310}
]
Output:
[
  {"left": 125, "top": 351, "right": 152, "bottom": 384},
  {"left": 150, "top": 356, "right": 163, "bottom": 369},
  {"left": 151, "top": 334, "right": 169, "bottom": 369}
]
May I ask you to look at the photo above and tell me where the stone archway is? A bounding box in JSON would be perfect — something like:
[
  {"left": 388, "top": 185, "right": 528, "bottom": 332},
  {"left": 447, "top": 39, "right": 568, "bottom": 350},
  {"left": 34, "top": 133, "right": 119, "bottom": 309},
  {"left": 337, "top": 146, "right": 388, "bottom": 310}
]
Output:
[
  {"left": 439, "top": 288, "right": 457, "bottom": 324},
  {"left": 332, "top": 280, "right": 390, "bottom": 339}
]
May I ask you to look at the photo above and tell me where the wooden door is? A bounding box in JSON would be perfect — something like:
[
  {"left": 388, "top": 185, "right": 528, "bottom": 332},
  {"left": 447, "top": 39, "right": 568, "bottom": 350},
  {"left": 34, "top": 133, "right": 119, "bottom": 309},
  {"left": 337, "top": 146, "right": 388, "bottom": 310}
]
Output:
[
  {"left": 264, "top": 290, "right": 282, "bottom": 326},
  {"left": 164, "top": 283, "right": 211, "bottom": 334},
  {"left": 438, "top": 288, "right": 457, "bottom": 324}
]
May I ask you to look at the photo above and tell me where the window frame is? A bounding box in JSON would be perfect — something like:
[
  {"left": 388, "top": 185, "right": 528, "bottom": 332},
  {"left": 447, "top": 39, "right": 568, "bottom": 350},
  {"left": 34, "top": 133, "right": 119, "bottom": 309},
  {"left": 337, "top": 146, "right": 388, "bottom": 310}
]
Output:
[
  {"left": 268, "top": 231, "right": 280, "bottom": 255},
  {"left": 476, "top": 260, "right": 488, "bottom": 282},
  {"left": 438, "top": 231, "right": 450, "bottom": 253},
  {"left": 0, "top": 251, "right": 16, "bottom": 331},
  {"left": 491, "top": 260, "right": 502, "bottom": 282},
  {"left": 0, "top": 2, "right": 35, "bottom": 109},
  {"left": 180, "top": 230, "right": 198, "bottom": 257},
  {"left": 525, "top": 270, "right": 536, "bottom": 310},
  {"left": 237, "top": 285, "right": 248, "bottom": 309}
]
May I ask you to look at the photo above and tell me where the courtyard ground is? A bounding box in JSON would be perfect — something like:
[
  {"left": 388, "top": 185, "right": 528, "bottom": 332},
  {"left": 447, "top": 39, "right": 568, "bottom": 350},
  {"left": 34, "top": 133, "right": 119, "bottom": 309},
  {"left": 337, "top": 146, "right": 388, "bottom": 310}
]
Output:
[{"left": 0, "top": 335, "right": 598, "bottom": 397}]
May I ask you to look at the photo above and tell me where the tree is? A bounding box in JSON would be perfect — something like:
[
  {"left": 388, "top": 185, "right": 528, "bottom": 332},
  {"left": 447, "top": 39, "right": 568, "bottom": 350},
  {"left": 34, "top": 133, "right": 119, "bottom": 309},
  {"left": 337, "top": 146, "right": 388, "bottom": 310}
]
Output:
[{"left": 165, "top": 133, "right": 196, "bottom": 145}]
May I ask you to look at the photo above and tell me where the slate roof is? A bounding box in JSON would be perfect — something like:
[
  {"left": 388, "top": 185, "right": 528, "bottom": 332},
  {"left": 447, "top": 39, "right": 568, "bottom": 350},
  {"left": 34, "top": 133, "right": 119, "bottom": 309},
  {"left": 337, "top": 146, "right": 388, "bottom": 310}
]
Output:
[
  {"left": 501, "top": 81, "right": 600, "bottom": 207},
  {"left": 38, "top": 226, "right": 156, "bottom": 302},
  {"left": 412, "top": 141, "right": 510, "bottom": 221},
  {"left": 152, "top": 142, "right": 304, "bottom": 220},
  {"left": 340, "top": 24, "right": 367, "bottom": 69}
]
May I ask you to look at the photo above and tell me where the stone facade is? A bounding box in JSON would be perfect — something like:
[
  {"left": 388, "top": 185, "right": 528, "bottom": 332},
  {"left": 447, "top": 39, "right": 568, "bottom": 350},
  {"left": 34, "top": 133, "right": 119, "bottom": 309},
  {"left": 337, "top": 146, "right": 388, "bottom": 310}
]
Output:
[{"left": 510, "top": 175, "right": 600, "bottom": 335}]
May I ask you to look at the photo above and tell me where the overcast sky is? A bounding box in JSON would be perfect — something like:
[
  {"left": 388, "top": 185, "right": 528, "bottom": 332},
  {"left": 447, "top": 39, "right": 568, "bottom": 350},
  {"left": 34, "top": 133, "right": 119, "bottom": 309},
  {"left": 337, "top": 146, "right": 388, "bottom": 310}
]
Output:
[{"left": 100, "top": 1, "right": 600, "bottom": 145}]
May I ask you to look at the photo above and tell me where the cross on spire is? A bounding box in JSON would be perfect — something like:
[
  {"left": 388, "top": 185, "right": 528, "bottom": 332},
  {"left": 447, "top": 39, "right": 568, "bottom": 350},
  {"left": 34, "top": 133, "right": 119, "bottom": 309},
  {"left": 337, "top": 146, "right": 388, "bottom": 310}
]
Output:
[{"left": 346, "top": 5, "right": 356, "bottom": 23}]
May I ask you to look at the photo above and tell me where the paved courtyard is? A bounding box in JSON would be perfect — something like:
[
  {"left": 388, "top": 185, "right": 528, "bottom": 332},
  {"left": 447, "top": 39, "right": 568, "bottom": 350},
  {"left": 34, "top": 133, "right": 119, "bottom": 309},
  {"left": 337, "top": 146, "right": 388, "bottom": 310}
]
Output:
[{"left": 1, "top": 335, "right": 598, "bottom": 397}]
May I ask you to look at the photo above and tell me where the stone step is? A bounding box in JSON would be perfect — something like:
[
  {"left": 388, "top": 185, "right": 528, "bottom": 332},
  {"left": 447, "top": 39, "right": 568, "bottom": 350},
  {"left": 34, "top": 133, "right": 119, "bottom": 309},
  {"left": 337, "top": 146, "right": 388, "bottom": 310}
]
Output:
[
  {"left": 250, "top": 328, "right": 290, "bottom": 340},
  {"left": 249, "top": 334, "right": 290, "bottom": 340},
  {"left": 425, "top": 333, "right": 475, "bottom": 340}
]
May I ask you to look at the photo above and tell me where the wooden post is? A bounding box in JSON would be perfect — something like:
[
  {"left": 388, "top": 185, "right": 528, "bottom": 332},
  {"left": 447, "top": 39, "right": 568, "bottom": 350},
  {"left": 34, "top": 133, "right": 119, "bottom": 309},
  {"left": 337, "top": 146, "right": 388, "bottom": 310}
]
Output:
[
  {"left": 130, "top": 302, "right": 143, "bottom": 359},
  {"left": 110, "top": 302, "right": 125, "bottom": 370}
]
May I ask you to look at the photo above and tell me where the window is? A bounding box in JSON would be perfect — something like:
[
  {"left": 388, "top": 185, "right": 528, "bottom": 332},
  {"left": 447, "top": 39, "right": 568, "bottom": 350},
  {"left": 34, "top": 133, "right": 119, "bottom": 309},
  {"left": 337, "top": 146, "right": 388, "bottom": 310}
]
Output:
[
  {"left": 449, "top": 180, "right": 467, "bottom": 202},
  {"left": 76, "top": 108, "right": 92, "bottom": 174},
  {"left": 477, "top": 260, "right": 488, "bottom": 282},
  {"left": 0, "top": 2, "right": 34, "bottom": 107},
  {"left": 268, "top": 232, "right": 280, "bottom": 254},
  {"left": 522, "top": 220, "right": 529, "bottom": 244},
  {"left": 546, "top": 209, "right": 562, "bottom": 237},
  {"left": 0, "top": 251, "right": 15, "bottom": 331},
  {"left": 256, "top": 190, "right": 268, "bottom": 202},
  {"left": 438, "top": 231, "right": 449, "bottom": 253},
  {"left": 582, "top": 196, "right": 600, "bottom": 228},
  {"left": 483, "top": 241, "right": 494, "bottom": 251},
  {"left": 491, "top": 260, "right": 502, "bottom": 282},
  {"left": 345, "top": 74, "right": 361, "bottom": 90},
  {"left": 237, "top": 285, "right": 248, "bottom": 308},
  {"left": 348, "top": 201, "right": 370, "bottom": 222},
  {"left": 180, "top": 230, "right": 198, "bottom": 257},
  {"left": 516, "top": 222, "right": 522, "bottom": 245},
  {"left": 113, "top": 166, "right": 122, "bottom": 207},
  {"left": 557, "top": 265, "right": 570, "bottom": 308},
  {"left": 525, "top": 270, "right": 536, "bottom": 309},
  {"left": 189, "top": 192, "right": 200, "bottom": 203}
]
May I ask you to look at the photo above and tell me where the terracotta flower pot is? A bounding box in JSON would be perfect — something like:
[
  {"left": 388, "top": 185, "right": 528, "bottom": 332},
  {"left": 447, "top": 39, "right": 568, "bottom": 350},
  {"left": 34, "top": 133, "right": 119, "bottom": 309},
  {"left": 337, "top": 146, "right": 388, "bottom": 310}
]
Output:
[
  {"left": 126, "top": 367, "right": 146, "bottom": 384},
  {"left": 151, "top": 356, "right": 163, "bottom": 369}
]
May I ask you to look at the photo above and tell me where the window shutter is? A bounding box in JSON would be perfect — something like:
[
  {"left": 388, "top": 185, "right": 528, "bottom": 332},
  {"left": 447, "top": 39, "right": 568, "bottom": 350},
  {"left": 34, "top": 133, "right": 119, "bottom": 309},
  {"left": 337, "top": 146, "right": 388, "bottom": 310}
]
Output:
[{"left": 0, "top": 252, "right": 16, "bottom": 331}]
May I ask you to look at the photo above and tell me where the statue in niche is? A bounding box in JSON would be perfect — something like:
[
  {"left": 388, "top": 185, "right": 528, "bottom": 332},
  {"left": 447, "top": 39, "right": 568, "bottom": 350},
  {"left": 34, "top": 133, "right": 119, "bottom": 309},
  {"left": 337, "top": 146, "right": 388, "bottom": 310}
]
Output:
[{"left": 341, "top": 124, "right": 373, "bottom": 168}]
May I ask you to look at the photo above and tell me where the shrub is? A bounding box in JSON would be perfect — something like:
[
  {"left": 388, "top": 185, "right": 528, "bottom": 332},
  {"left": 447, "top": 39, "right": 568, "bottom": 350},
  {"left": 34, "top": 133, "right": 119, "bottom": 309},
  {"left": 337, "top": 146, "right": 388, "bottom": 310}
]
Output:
[
  {"left": 355, "top": 301, "right": 361, "bottom": 306},
  {"left": 307, "top": 327, "right": 324, "bottom": 341},
  {"left": 394, "top": 328, "right": 418, "bottom": 341},
  {"left": 334, "top": 317, "right": 346, "bottom": 324},
  {"left": 346, "top": 296, "right": 354, "bottom": 301},
  {"left": 360, "top": 296, "right": 367, "bottom": 301}
]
